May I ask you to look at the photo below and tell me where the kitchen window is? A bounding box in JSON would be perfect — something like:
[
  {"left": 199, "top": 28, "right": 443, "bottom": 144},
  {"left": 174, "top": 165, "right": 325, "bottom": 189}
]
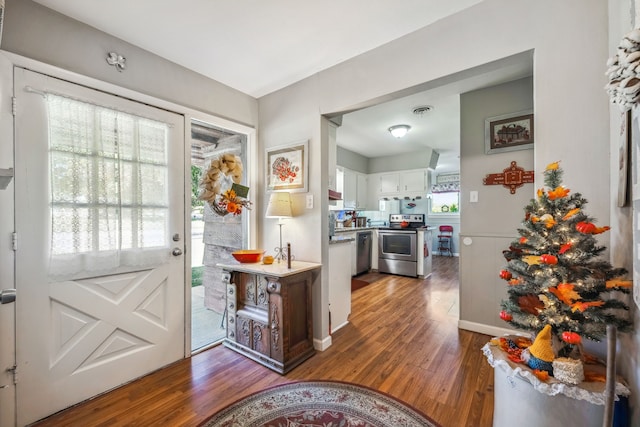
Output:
[{"left": 429, "top": 192, "right": 460, "bottom": 214}]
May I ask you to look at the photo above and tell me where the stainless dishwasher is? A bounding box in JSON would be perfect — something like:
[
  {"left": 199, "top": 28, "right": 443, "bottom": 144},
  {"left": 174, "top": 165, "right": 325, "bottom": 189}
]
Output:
[{"left": 356, "top": 231, "right": 372, "bottom": 275}]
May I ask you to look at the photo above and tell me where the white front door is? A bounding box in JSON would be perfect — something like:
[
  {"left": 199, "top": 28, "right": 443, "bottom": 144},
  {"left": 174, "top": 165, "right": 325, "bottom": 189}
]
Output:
[{"left": 14, "top": 68, "right": 186, "bottom": 426}]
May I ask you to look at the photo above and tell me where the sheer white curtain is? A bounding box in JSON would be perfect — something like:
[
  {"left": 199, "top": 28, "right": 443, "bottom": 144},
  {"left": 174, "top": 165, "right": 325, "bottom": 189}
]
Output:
[{"left": 47, "top": 94, "right": 170, "bottom": 279}]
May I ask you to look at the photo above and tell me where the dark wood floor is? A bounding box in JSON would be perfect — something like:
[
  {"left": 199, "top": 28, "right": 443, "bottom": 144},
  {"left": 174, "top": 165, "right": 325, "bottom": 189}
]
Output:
[{"left": 32, "top": 256, "right": 494, "bottom": 427}]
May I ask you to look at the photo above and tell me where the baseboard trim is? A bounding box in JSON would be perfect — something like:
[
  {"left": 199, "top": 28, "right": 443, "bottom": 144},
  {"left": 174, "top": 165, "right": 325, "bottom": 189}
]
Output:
[
  {"left": 457, "top": 320, "right": 515, "bottom": 338},
  {"left": 314, "top": 335, "right": 332, "bottom": 351}
]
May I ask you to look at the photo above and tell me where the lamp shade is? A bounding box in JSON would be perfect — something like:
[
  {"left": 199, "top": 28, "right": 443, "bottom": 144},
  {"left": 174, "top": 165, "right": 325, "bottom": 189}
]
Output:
[{"left": 265, "top": 192, "right": 293, "bottom": 218}]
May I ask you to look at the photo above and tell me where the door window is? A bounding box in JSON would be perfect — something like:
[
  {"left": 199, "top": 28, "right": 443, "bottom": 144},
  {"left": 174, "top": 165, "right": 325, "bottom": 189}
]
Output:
[{"left": 47, "top": 94, "right": 171, "bottom": 279}]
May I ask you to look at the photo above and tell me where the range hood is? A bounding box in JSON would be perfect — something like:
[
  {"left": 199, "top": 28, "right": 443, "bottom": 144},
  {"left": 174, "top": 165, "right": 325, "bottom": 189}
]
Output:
[{"left": 328, "top": 189, "right": 342, "bottom": 200}]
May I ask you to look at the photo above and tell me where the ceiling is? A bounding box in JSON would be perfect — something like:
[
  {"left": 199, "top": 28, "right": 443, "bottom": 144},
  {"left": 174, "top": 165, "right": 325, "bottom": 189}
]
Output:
[{"left": 32, "top": 0, "right": 532, "bottom": 174}]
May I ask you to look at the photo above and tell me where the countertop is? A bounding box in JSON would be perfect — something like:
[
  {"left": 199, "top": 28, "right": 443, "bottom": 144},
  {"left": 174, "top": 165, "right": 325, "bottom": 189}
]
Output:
[
  {"left": 334, "top": 226, "right": 374, "bottom": 233},
  {"left": 334, "top": 226, "right": 435, "bottom": 233},
  {"left": 217, "top": 260, "right": 321, "bottom": 277}
]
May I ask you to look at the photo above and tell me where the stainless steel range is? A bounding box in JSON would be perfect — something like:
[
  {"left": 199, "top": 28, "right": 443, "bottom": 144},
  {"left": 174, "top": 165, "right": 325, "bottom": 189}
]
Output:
[{"left": 378, "top": 214, "right": 430, "bottom": 278}]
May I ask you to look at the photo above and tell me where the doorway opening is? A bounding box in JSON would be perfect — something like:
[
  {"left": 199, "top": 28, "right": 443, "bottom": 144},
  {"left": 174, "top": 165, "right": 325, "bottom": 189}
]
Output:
[{"left": 190, "top": 120, "right": 248, "bottom": 352}]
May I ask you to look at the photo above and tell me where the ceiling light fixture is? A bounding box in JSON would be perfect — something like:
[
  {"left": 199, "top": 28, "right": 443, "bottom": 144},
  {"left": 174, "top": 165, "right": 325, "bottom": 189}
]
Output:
[{"left": 388, "top": 124, "right": 411, "bottom": 138}]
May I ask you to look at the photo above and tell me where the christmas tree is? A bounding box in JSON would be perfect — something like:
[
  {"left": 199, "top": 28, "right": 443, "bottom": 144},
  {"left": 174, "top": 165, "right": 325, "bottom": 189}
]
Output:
[{"left": 499, "top": 162, "right": 632, "bottom": 357}]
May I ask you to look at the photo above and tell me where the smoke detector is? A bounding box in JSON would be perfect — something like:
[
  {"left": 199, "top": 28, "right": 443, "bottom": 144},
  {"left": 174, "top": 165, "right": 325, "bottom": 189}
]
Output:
[{"left": 412, "top": 105, "right": 434, "bottom": 116}]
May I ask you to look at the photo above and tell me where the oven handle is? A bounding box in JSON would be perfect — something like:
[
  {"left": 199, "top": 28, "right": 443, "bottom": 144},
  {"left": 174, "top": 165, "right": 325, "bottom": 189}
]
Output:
[{"left": 378, "top": 230, "right": 417, "bottom": 235}]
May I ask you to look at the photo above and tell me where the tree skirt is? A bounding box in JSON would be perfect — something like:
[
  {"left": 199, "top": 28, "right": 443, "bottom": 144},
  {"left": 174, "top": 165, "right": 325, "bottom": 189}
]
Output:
[{"left": 200, "top": 380, "right": 440, "bottom": 427}]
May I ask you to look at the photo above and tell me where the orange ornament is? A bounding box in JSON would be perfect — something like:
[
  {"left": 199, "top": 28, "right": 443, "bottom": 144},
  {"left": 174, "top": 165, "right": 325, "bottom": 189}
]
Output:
[
  {"left": 571, "top": 300, "right": 605, "bottom": 312},
  {"left": 576, "top": 221, "right": 610, "bottom": 234},
  {"left": 499, "top": 310, "right": 513, "bottom": 321},
  {"left": 606, "top": 278, "right": 633, "bottom": 289},
  {"left": 548, "top": 186, "right": 570, "bottom": 200},
  {"left": 559, "top": 242, "right": 573, "bottom": 254},
  {"left": 533, "top": 369, "right": 550, "bottom": 381},
  {"left": 561, "top": 331, "right": 582, "bottom": 344},
  {"left": 540, "top": 254, "right": 558, "bottom": 265},
  {"left": 549, "top": 283, "right": 580, "bottom": 305},
  {"left": 562, "top": 208, "right": 580, "bottom": 220},
  {"left": 500, "top": 270, "right": 512, "bottom": 280},
  {"left": 545, "top": 161, "right": 560, "bottom": 171}
]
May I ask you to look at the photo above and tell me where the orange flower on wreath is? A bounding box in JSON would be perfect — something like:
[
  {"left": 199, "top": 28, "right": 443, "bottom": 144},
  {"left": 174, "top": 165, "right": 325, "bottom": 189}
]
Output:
[{"left": 226, "top": 202, "right": 239, "bottom": 214}]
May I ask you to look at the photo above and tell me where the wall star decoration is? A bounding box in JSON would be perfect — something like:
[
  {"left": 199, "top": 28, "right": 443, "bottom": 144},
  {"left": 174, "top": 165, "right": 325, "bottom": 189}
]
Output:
[{"left": 483, "top": 161, "right": 534, "bottom": 194}]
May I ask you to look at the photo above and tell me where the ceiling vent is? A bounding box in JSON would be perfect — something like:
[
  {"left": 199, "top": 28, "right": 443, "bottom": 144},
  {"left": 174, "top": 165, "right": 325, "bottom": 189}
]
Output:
[{"left": 412, "top": 105, "right": 434, "bottom": 116}]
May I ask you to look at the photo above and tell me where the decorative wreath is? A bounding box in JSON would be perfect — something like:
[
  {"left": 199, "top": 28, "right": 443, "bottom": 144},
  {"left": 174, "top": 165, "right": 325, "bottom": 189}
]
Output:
[
  {"left": 606, "top": 28, "right": 640, "bottom": 110},
  {"left": 199, "top": 154, "right": 251, "bottom": 216}
]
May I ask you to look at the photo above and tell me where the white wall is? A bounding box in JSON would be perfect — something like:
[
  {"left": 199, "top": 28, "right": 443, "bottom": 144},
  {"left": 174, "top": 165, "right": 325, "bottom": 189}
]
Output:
[{"left": 259, "top": 0, "right": 612, "bottom": 354}]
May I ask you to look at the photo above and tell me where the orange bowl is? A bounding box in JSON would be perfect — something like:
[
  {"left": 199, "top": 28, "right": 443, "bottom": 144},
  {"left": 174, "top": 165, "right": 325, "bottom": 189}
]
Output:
[{"left": 231, "top": 249, "right": 265, "bottom": 263}]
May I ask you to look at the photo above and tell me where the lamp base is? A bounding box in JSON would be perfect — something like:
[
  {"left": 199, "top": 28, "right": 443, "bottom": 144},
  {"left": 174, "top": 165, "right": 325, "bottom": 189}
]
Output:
[
  {"left": 273, "top": 246, "right": 288, "bottom": 263},
  {"left": 274, "top": 223, "right": 287, "bottom": 263}
]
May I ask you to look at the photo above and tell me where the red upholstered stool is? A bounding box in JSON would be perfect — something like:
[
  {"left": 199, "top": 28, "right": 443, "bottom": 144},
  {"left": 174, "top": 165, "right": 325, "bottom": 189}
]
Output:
[{"left": 437, "top": 225, "right": 454, "bottom": 256}]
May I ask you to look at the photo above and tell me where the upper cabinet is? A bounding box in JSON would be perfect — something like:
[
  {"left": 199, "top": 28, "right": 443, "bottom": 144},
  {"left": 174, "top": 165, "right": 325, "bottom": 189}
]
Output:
[
  {"left": 356, "top": 174, "right": 368, "bottom": 209},
  {"left": 379, "top": 173, "right": 400, "bottom": 194},
  {"left": 342, "top": 168, "right": 368, "bottom": 210},
  {"left": 402, "top": 169, "right": 428, "bottom": 193},
  {"left": 373, "top": 169, "right": 428, "bottom": 198}
]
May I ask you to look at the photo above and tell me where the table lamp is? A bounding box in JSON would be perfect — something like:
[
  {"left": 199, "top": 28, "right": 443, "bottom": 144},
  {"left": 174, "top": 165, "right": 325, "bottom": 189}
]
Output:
[{"left": 265, "top": 192, "right": 293, "bottom": 262}]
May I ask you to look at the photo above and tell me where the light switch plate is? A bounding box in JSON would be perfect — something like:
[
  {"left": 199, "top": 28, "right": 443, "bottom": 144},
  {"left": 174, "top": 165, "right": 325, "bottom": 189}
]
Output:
[
  {"left": 470, "top": 191, "right": 478, "bottom": 203},
  {"left": 306, "top": 194, "right": 313, "bottom": 209}
]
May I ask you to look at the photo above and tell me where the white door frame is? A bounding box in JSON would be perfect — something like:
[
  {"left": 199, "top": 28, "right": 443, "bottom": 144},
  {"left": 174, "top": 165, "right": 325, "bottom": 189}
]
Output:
[{"left": 0, "top": 52, "right": 17, "bottom": 427}]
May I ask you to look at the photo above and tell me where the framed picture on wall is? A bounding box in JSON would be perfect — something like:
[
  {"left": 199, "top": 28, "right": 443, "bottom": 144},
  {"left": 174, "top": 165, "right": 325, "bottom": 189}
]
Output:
[
  {"left": 485, "top": 110, "right": 534, "bottom": 154},
  {"left": 266, "top": 140, "right": 308, "bottom": 192}
]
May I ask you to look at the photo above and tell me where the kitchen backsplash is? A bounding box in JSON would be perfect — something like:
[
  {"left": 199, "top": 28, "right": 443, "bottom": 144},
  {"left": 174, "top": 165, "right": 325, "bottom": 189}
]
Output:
[{"left": 337, "top": 198, "right": 429, "bottom": 227}]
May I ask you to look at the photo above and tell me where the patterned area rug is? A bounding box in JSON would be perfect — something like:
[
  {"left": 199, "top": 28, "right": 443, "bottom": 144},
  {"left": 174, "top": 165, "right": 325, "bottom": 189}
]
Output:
[{"left": 200, "top": 380, "right": 440, "bottom": 427}]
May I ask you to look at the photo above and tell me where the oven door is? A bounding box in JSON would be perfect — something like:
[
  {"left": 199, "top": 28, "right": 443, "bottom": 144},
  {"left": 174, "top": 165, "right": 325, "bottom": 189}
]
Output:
[{"left": 378, "top": 230, "right": 417, "bottom": 262}]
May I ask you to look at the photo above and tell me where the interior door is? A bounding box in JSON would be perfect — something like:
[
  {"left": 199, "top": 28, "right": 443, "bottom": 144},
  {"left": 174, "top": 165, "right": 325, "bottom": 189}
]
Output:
[{"left": 14, "top": 68, "right": 186, "bottom": 426}]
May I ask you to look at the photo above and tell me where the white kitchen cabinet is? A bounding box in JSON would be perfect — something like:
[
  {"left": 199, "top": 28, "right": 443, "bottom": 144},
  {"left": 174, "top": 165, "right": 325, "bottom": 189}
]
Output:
[
  {"left": 328, "top": 242, "right": 352, "bottom": 332},
  {"left": 334, "top": 230, "right": 358, "bottom": 275},
  {"left": 373, "top": 169, "right": 428, "bottom": 199},
  {"left": 371, "top": 229, "right": 378, "bottom": 270},
  {"left": 343, "top": 168, "right": 357, "bottom": 209},
  {"left": 339, "top": 167, "right": 368, "bottom": 210},
  {"left": 356, "top": 173, "right": 368, "bottom": 209},
  {"left": 379, "top": 173, "right": 400, "bottom": 194},
  {"left": 401, "top": 169, "right": 428, "bottom": 193}
]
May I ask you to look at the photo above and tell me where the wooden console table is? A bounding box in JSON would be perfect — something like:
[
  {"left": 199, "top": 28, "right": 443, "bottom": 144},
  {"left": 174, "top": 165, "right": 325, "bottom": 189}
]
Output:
[{"left": 218, "top": 261, "right": 321, "bottom": 374}]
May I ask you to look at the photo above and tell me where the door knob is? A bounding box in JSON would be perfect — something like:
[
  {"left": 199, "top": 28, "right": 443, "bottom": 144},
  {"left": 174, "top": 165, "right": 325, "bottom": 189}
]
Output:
[
  {"left": 0, "top": 289, "right": 16, "bottom": 304},
  {"left": 172, "top": 248, "right": 183, "bottom": 256}
]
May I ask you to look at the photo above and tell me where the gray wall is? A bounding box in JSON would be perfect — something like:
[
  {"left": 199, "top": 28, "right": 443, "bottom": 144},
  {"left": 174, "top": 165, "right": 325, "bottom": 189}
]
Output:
[
  {"left": 460, "top": 77, "right": 534, "bottom": 235},
  {"left": 368, "top": 149, "right": 435, "bottom": 174},
  {"left": 336, "top": 146, "right": 368, "bottom": 174},
  {"left": 337, "top": 146, "right": 436, "bottom": 175},
  {"left": 458, "top": 77, "right": 533, "bottom": 331}
]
